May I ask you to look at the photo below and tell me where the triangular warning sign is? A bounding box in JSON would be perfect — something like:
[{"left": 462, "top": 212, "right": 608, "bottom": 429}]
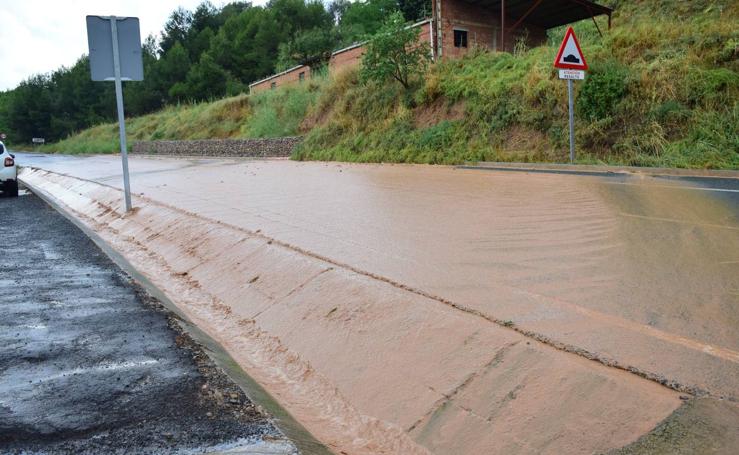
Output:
[{"left": 554, "top": 27, "right": 588, "bottom": 70}]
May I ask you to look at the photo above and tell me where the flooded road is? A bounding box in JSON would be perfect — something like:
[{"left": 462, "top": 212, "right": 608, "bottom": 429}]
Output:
[
  {"left": 14, "top": 153, "right": 739, "bottom": 453},
  {"left": 17, "top": 153, "right": 739, "bottom": 399}
]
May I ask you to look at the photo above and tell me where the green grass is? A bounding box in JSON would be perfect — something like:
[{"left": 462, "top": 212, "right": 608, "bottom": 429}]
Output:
[
  {"left": 294, "top": 0, "right": 739, "bottom": 169},
  {"left": 243, "top": 81, "right": 323, "bottom": 137},
  {"left": 40, "top": 78, "right": 324, "bottom": 154},
  {"left": 43, "top": 0, "right": 738, "bottom": 169}
]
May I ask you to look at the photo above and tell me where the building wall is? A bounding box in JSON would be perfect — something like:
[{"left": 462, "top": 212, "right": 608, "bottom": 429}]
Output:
[
  {"left": 328, "top": 20, "right": 433, "bottom": 73},
  {"left": 432, "top": 0, "right": 546, "bottom": 58},
  {"left": 328, "top": 44, "right": 365, "bottom": 73},
  {"left": 418, "top": 20, "right": 434, "bottom": 50},
  {"left": 249, "top": 65, "right": 312, "bottom": 94}
]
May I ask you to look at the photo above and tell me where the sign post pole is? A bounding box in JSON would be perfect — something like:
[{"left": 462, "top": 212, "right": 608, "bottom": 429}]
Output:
[
  {"left": 87, "top": 15, "right": 142, "bottom": 212},
  {"left": 554, "top": 27, "right": 588, "bottom": 165},
  {"left": 109, "top": 17, "right": 132, "bottom": 212},
  {"left": 568, "top": 78, "right": 575, "bottom": 163}
]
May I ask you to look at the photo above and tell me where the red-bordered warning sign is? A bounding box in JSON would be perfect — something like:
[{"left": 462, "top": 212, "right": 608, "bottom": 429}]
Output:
[{"left": 554, "top": 27, "right": 588, "bottom": 71}]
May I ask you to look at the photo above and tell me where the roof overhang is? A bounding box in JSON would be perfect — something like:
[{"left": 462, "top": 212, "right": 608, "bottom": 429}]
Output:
[{"left": 463, "top": 0, "right": 613, "bottom": 30}]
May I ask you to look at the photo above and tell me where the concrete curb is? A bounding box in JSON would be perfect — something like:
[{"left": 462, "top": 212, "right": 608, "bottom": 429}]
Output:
[
  {"left": 460, "top": 162, "right": 739, "bottom": 179},
  {"left": 20, "top": 175, "right": 328, "bottom": 455}
]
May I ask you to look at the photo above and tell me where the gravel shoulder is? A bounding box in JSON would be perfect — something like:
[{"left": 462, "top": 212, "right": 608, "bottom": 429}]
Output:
[
  {"left": 607, "top": 398, "right": 739, "bottom": 455},
  {"left": 0, "top": 191, "right": 297, "bottom": 454}
]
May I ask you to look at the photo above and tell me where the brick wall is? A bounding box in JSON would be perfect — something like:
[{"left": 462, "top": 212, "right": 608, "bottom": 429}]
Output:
[
  {"left": 131, "top": 137, "right": 303, "bottom": 158},
  {"left": 249, "top": 65, "right": 312, "bottom": 94},
  {"left": 418, "top": 20, "right": 434, "bottom": 49},
  {"left": 328, "top": 20, "right": 433, "bottom": 73},
  {"left": 329, "top": 44, "right": 365, "bottom": 73},
  {"left": 433, "top": 0, "right": 546, "bottom": 58}
]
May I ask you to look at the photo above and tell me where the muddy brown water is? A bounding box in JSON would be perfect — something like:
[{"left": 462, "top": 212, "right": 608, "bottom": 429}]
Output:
[{"left": 16, "top": 154, "right": 739, "bottom": 454}]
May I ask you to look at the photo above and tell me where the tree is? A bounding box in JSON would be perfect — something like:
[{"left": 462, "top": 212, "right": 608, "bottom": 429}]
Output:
[
  {"left": 48, "top": 57, "right": 114, "bottom": 137},
  {"left": 173, "top": 54, "right": 230, "bottom": 101},
  {"left": 126, "top": 35, "right": 167, "bottom": 115},
  {"left": 269, "top": 0, "right": 335, "bottom": 70},
  {"left": 160, "top": 7, "right": 193, "bottom": 54},
  {"left": 397, "top": 0, "right": 430, "bottom": 22},
  {"left": 158, "top": 42, "right": 192, "bottom": 94},
  {"left": 360, "top": 11, "right": 430, "bottom": 89},
  {"left": 207, "top": 7, "right": 284, "bottom": 83},
  {"left": 335, "top": 0, "right": 398, "bottom": 45},
  {"left": 0, "top": 92, "right": 12, "bottom": 139},
  {"left": 5, "top": 75, "right": 54, "bottom": 142},
  {"left": 268, "top": 0, "right": 333, "bottom": 35},
  {"left": 191, "top": 1, "right": 220, "bottom": 33},
  {"left": 277, "top": 27, "right": 337, "bottom": 69},
  {"left": 328, "top": 0, "right": 351, "bottom": 24}
]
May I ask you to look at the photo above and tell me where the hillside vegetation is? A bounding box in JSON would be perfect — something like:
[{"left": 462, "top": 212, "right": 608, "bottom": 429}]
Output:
[
  {"left": 41, "top": 0, "right": 738, "bottom": 169},
  {"left": 42, "top": 85, "right": 320, "bottom": 154}
]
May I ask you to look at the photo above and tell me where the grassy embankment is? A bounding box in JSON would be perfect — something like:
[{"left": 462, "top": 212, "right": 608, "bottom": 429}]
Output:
[
  {"left": 43, "top": 0, "right": 738, "bottom": 168},
  {"left": 39, "top": 84, "right": 322, "bottom": 154}
]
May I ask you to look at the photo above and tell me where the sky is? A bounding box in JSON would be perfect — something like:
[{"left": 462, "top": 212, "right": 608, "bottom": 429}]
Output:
[{"left": 0, "top": 0, "right": 264, "bottom": 91}]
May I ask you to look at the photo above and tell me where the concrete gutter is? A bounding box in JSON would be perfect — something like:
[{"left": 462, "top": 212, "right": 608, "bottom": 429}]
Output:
[
  {"left": 23, "top": 173, "right": 330, "bottom": 455},
  {"left": 461, "top": 162, "right": 739, "bottom": 179}
]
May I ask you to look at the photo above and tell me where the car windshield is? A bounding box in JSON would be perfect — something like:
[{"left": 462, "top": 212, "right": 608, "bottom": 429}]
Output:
[{"left": 0, "top": 143, "right": 4, "bottom": 153}]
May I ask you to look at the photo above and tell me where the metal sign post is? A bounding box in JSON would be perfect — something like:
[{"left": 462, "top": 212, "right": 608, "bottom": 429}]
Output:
[
  {"left": 110, "top": 17, "right": 132, "bottom": 211},
  {"left": 567, "top": 79, "right": 575, "bottom": 163},
  {"left": 554, "top": 27, "right": 588, "bottom": 164},
  {"left": 86, "top": 15, "right": 143, "bottom": 212}
]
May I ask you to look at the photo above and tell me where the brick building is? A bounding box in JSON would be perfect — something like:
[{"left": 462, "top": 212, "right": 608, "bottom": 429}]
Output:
[
  {"left": 432, "top": 0, "right": 612, "bottom": 57},
  {"left": 250, "top": 0, "right": 611, "bottom": 93},
  {"left": 249, "top": 64, "right": 312, "bottom": 94}
]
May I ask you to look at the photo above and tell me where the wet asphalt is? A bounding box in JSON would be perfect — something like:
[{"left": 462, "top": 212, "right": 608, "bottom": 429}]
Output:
[{"left": 0, "top": 191, "right": 297, "bottom": 454}]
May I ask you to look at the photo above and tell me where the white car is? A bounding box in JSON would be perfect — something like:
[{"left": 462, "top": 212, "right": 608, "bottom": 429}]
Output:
[{"left": 0, "top": 141, "right": 18, "bottom": 197}]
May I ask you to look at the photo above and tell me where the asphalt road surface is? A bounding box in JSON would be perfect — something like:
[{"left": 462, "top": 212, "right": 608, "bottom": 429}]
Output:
[{"left": 0, "top": 191, "right": 296, "bottom": 454}]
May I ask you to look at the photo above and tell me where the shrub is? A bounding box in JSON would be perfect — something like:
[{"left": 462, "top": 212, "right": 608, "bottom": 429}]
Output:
[
  {"left": 360, "top": 12, "right": 431, "bottom": 90},
  {"left": 577, "top": 60, "right": 629, "bottom": 120},
  {"left": 417, "top": 120, "right": 458, "bottom": 150}
]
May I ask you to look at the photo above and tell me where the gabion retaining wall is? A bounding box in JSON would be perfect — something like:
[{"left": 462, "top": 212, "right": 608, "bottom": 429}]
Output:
[{"left": 131, "top": 137, "right": 302, "bottom": 158}]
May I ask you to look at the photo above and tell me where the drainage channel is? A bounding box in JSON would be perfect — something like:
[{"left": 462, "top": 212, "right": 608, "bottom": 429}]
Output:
[{"left": 27, "top": 182, "right": 332, "bottom": 455}]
